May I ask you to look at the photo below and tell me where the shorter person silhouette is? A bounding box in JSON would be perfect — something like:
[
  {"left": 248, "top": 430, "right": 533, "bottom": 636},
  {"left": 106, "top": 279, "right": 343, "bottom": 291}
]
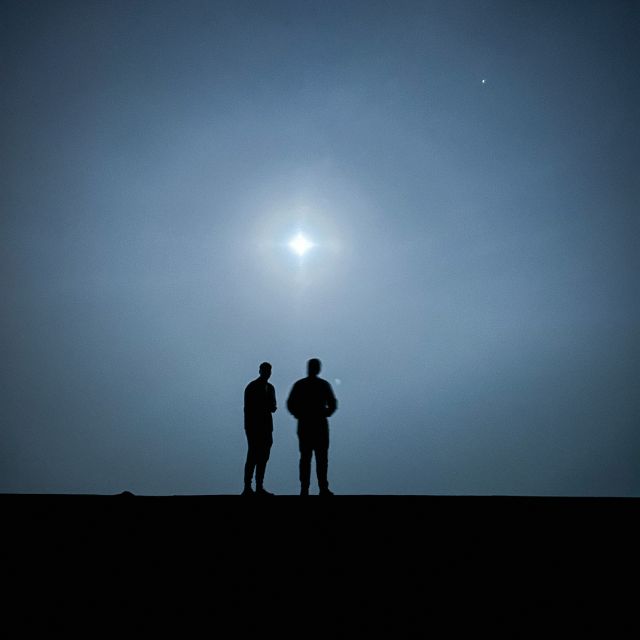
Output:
[
  {"left": 287, "top": 358, "right": 337, "bottom": 496},
  {"left": 243, "top": 362, "right": 277, "bottom": 496}
]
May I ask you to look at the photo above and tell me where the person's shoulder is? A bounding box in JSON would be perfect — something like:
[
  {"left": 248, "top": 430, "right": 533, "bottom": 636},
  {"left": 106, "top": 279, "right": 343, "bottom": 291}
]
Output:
[
  {"left": 320, "top": 378, "right": 335, "bottom": 394},
  {"left": 288, "top": 379, "right": 302, "bottom": 397}
]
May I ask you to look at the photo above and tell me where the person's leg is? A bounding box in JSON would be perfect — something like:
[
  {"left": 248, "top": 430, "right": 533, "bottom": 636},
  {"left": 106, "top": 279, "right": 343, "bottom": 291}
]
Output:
[
  {"left": 298, "top": 427, "right": 312, "bottom": 496},
  {"left": 315, "top": 447, "right": 328, "bottom": 491},
  {"left": 255, "top": 434, "right": 273, "bottom": 493},
  {"left": 243, "top": 432, "right": 257, "bottom": 494},
  {"left": 315, "top": 426, "right": 332, "bottom": 495}
]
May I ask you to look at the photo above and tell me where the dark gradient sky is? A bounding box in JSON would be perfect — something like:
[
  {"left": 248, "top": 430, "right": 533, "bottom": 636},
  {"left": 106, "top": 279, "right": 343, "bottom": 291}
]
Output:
[{"left": 2, "top": 1, "right": 638, "bottom": 495}]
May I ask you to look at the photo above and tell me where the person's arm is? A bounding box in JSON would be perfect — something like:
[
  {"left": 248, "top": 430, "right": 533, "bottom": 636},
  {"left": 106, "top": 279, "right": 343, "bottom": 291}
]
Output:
[
  {"left": 270, "top": 385, "right": 277, "bottom": 413},
  {"left": 244, "top": 384, "right": 250, "bottom": 413},
  {"left": 325, "top": 382, "right": 337, "bottom": 417},
  {"left": 287, "top": 384, "right": 298, "bottom": 419}
]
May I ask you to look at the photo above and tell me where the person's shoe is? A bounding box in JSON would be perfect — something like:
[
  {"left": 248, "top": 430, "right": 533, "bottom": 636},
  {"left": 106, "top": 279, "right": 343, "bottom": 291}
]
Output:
[
  {"left": 319, "top": 488, "right": 334, "bottom": 496},
  {"left": 241, "top": 486, "right": 254, "bottom": 496},
  {"left": 255, "top": 487, "right": 275, "bottom": 496}
]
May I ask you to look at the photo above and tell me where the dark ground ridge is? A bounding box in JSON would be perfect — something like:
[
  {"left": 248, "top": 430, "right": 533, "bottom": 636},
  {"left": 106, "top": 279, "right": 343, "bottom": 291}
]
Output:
[{"left": 4, "top": 494, "right": 637, "bottom": 633}]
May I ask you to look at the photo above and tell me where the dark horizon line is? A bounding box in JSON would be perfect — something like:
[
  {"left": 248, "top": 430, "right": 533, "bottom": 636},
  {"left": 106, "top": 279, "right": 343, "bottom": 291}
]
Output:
[{"left": 1, "top": 491, "right": 638, "bottom": 500}]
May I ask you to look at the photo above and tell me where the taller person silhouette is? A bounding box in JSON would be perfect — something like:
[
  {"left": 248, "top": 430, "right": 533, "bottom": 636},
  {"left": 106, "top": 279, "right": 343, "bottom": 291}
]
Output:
[
  {"left": 287, "top": 358, "right": 337, "bottom": 496},
  {"left": 243, "top": 362, "right": 277, "bottom": 496}
]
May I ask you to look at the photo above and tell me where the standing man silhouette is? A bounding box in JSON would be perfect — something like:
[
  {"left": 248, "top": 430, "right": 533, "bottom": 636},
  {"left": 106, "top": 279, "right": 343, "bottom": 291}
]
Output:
[
  {"left": 287, "top": 358, "right": 337, "bottom": 496},
  {"left": 243, "top": 362, "right": 277, "bottom": 496}
]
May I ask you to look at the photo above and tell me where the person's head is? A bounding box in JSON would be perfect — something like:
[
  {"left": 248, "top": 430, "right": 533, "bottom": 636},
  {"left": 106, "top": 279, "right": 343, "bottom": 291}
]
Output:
[
  {"left": 258, "top": 362, "right": 272, "bottom": 380},
  {"left": 307, "top": 358, "right": 321, "bottom": 377}
]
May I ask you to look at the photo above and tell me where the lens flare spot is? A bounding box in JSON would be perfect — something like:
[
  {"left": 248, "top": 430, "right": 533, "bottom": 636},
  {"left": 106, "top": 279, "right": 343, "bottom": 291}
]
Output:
[{"left": 289, "top": 233, "right": 314, "bottom": 256}]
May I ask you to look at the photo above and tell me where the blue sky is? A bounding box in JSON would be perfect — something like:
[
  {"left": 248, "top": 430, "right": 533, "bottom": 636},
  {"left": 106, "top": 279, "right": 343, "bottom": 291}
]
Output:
[{"left": 2, "top": 0, "right": 638, "bottom": 495}]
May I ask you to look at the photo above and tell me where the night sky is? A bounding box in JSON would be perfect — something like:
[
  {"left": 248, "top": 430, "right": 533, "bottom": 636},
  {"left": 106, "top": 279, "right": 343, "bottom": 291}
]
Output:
[{"left": 2, "top": 1, "right": 638, "bottom": 495}]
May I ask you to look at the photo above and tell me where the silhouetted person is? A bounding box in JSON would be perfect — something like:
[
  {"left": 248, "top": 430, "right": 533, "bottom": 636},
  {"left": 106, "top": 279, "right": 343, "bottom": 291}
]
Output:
[
  {"left": 287, "top": 358, "right": 337, "bottom": 496},
  {"left": 243, "top": 362, "right": 277, "bottom": 496}
]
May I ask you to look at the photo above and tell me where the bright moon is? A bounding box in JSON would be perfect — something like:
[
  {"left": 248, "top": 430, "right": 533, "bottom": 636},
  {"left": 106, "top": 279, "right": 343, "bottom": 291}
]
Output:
[{"left": 289, "top": 232, "right": 314, "bottom": 256}]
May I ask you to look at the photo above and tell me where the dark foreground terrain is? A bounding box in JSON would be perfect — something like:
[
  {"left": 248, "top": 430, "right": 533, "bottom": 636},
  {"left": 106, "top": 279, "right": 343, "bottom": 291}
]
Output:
[{"left": 4, "top": 494, "right": 638, "bottom": 634}]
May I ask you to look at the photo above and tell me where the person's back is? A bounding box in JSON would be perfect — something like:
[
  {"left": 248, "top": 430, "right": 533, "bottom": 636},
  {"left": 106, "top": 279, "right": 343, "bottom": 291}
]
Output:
[
  {"left": 287, "top": 358, "right": 337, "bottom": 496},
  {"left": 287, "top": 376, "right": 336, "bottom": 422},
  {"left": 244, "top": 377, "right": 276, "bottom": 432}
]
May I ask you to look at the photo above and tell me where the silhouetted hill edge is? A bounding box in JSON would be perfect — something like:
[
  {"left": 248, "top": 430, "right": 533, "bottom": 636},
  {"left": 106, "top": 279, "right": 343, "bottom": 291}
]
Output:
[{"left": 4, "top": 494, "right": 637, "bottom": 633}]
